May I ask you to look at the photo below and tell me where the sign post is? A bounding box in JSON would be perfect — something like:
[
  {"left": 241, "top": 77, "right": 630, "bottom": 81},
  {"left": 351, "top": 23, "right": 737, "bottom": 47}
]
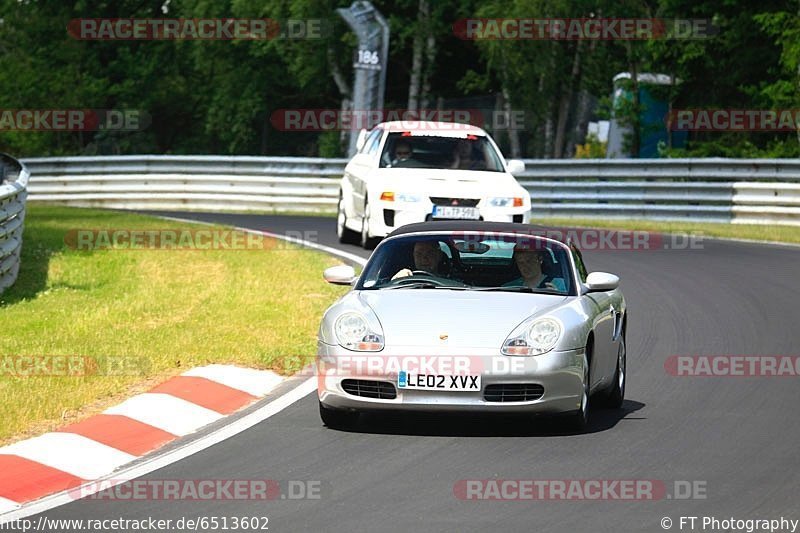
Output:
[{"left": 337, "top": 1, "right": 389, "bottom": 156}]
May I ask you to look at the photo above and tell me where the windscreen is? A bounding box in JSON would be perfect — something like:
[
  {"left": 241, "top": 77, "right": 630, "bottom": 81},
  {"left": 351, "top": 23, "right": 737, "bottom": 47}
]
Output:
[
  {"left": 379, "top": 133, "right": 505, "bottom": 172},
  {"left": 356, "top": 233, "right": 574, "bottom": 295}
]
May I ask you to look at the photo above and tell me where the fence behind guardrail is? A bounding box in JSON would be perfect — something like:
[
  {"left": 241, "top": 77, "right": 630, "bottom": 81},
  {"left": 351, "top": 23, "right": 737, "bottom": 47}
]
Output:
[
  {"left": 22, "top": 155, "right": 800, "bottom": 226},
  {"left": 0, "top": 154, "right": 30, "bottom": 294}
]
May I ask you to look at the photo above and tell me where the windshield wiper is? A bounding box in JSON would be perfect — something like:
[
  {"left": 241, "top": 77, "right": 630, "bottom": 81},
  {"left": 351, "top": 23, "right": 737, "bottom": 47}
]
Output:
[
  {"left": 474, "top": 286, "right": 563, "bottom": 294},
  {"left": 383, "top": 282, "right": 470, "bottom": 290},
  {"left": 474, "top": 286, "right": 534, "bottom": 292},
  {"left": 383, "top": 281, "right": 442, "bottom": 290}
]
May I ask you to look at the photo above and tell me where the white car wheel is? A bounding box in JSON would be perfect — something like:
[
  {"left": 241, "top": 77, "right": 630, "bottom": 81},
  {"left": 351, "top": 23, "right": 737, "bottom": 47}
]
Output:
[
  {"left": 360, "top": 198, "right": 379, "bottom": 249},
  {"left": 337, "top": 192, "right": 359, "bottom": 245}
]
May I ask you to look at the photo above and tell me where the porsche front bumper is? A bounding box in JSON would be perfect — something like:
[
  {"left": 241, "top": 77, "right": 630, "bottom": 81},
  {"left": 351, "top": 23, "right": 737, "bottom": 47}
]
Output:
[{"left": 316, "top": 343, "right": 585, "bottom": 414}]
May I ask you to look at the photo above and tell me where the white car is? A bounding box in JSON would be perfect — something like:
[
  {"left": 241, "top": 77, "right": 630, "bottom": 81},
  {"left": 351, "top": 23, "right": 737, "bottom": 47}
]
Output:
[{"left": 337, "top": 121, "right": 531, "bottom": 248}]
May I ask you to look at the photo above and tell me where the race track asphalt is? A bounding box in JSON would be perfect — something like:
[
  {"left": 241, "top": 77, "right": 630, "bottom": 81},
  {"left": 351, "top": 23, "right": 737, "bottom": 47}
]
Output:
[{"left": 32, "top": 211, "right": 800, "bottom": 532}]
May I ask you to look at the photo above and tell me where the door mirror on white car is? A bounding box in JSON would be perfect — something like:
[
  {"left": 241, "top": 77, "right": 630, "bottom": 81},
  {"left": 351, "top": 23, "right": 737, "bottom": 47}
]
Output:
[
  {"left": 585, "top": 272, "right": 619, "bottom": 292},
  {"left": 506, "top": 159, "right": 525, "bottom": 175},
  {"left": 355, "top": 129, "right": 368, "bottom": 152},
  {"left": 323, "top": 265, "right": 357, "bottom": 285}
]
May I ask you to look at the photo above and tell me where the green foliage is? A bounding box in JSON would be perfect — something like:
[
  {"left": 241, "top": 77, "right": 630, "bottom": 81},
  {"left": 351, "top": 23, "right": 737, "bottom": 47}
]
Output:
[
  {"left": 0, "top": 0, "right": 798, "bottom": 157},
  {"left": 318, "top": 130, "right": 344, "bottom": 157},
  {"left": 574, "top": 132, "right": 607, "bottom": 158},
  {"left": 660, "top": 136, "right": 800, "bottom": 158}
]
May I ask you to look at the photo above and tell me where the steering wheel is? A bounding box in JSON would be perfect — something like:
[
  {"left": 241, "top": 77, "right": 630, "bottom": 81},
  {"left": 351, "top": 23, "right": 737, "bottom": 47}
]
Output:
[
  {"left": 410, "top": 270, "right": 435, "bottom": 276},
  {"left": 392, "top": 273, "right": 446, "bottom": 286},
  {"left": 450, "top": 259, "right": 472, "bottom": 275}
]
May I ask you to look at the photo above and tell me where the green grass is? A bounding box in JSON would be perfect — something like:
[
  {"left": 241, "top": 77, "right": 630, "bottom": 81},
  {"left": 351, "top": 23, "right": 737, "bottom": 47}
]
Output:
[
  {"left": 0, "top": 205, "right": 348, "bottom": 444},
  {"left": 537, "top": 217, "right": 800, "bottom": 245},
  {"left": 161, "top": 207, "right": 337, "bottom": 217}
]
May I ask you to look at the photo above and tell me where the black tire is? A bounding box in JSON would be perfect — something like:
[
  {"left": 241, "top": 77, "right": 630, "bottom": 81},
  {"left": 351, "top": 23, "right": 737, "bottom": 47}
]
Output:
[
  {"left": 319, "top": 401, "right": 359, "bottom": 429},
  {"left": 566, "top": 342, "right": 591, "bottom": 431},
  {"left": 360, "top": 197, "right": 379, "bottom": 249},
  {"left": 337, "top": 192, "right": 360, "bottom": 245},
  {"left": 604, "top": 336, "right": 626, "bottom": 409}
]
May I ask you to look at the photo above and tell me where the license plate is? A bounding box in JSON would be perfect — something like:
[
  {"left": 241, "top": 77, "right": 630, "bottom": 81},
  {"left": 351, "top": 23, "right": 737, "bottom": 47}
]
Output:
[
  {"left": 397, "top": 372, "right": 481, "bottom": 391},
  {"left": 432, "top": 206, "right": 480, "bottom": 220}
]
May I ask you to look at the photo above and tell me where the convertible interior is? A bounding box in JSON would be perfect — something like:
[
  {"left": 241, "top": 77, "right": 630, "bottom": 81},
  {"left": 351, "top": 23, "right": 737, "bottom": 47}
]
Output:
[{"left": 372, "top": 238, "right": 566, "bottom": 289}]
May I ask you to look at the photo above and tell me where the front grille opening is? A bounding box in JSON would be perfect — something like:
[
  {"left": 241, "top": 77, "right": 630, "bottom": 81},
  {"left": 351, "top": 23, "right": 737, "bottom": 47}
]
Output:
[
  {"left": 383, "top": 209, "right": 395, "bottom": 227},
  {"left": 429, "top": 197, "right": 480, "bottom": 207},
  {"left": 512, "top": 214, "right": 524, "bottom": 223},
  {"left": 342, "top": 379, "right": 397, "bottom": 400},
  {"left": 484, "top": 384, "right": 544, "bottom": 402}
]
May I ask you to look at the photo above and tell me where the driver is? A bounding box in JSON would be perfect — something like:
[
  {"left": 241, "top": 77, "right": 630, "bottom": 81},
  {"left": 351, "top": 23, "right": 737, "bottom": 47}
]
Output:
[
  {"left": 392, "top": 241, "right": 444, "bottom": 280},
  {"left": 391, "top": 140, "right": 425, "bottom": 168}
]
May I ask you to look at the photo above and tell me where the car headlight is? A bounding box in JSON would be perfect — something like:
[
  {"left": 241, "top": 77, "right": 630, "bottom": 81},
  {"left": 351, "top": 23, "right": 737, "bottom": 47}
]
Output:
[
  {"left": 334, "top": 312, "right": 384, "bottom": 351},
  {"left": 380, "top": 191, "right": 421, "bottom": 203},
  {"left": 502, "top": 318, "right": 562, "bottom": 356},
  {"left": 397, "top": 193, "right": 421, "bottom": 202},
  {"left": 488, "top": 197, "right": 524, "bottom": 208}
]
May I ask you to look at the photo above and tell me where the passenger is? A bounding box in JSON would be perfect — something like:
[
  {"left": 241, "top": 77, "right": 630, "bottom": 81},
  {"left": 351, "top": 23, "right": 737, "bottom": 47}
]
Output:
[
  {"left": 504, "top": 245, "right": 566, "bottom": 291},
  {"left": 450, "top": 139, "right": 485, "bottom": 170}
]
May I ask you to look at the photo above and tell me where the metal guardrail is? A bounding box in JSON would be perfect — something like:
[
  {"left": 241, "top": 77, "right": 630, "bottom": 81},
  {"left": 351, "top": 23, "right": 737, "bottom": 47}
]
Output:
[
  {"left": 22, "top": 155, "right": 800, "bottom": 226},
  {"left": 0, "top": 155, "right": 29, "bottom": 294},
  {"left": 518, "top": 159, "right": 800, "bottom": 225},
  {"left": 24, "top": 156, "right": 346, "bottom": 213}
]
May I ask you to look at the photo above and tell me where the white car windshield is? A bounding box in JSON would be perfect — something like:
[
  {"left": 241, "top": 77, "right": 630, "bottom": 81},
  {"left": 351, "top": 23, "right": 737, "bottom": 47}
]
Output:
[
  {"left": 379, "top": 133, "right": 505, "bottom": 172},
  {"left": 356, "top": 234, "right": 574, "bottom": 295}
]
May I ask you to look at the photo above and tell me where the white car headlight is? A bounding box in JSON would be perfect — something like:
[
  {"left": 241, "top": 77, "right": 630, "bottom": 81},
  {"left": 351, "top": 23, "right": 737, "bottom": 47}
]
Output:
[
  {"left": 397, "top": 193, "right": 422, "bottom": 203},
  {"left": 502, "top": 318, "right": 562, "bottom": 356},
  {"left": 488, "top": 197, "right": 524, "bottom": 208},
  {"left": 380, "top": 191, "right": 421, "bottom": 203},
  {"left": 334, "top": 312, "right": 384, "bottom": 351}
]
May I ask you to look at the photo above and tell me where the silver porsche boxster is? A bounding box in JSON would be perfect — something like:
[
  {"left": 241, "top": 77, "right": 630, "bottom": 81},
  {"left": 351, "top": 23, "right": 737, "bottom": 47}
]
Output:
[{"left": 317, "top": 221, "right": 627, "bottom": 431}]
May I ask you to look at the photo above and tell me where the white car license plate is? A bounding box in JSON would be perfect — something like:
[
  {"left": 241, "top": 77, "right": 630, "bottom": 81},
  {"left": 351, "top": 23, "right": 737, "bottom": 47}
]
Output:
[
  {"left": 432, "top": 206, "right": 480, "bottom": 220},
  {"left": 397, "top": 372, "right": 481, "bottom": 392}
]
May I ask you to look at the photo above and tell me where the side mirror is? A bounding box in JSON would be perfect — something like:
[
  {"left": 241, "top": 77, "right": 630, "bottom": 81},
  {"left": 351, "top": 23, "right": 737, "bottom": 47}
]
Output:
[
  {"left": 323, "top": 264, "right": 357, "bottom": 285},
  {"left": 355, "top": 129, "right": 368, "bottom": 152},
  {"left": 585, "top": 272, "right": 619, "bottom": 292},
  {"left": 506, "top": 159, "right": 525, "bottom": 176}
]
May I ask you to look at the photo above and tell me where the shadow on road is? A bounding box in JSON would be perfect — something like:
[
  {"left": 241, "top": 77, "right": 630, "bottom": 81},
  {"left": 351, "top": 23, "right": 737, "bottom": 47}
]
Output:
[{"left": 338, "top": 399, "right": 645, "bottom": 437}]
